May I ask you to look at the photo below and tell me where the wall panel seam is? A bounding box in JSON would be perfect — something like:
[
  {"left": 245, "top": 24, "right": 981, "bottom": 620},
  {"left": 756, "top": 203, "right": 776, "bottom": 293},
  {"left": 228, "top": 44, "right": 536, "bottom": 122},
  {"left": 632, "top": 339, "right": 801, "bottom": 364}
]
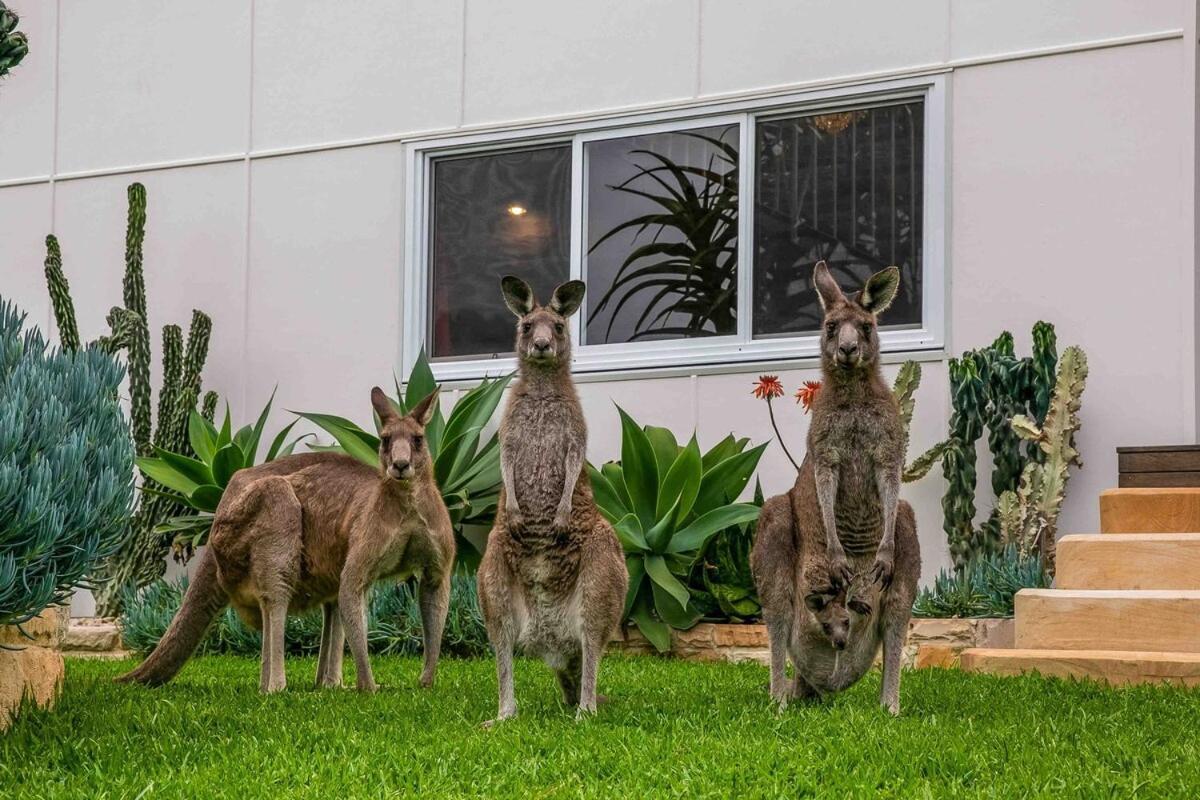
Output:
[{"left": 1, "top": 27, "right": 1182, "bottom": 192}]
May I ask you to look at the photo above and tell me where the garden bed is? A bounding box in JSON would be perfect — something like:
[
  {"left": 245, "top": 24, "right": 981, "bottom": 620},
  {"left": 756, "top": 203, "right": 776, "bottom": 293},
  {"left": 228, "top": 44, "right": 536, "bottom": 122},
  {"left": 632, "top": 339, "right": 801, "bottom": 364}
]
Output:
[{"left": 2, "top": 655, "right": 1198, "bottom": 797}]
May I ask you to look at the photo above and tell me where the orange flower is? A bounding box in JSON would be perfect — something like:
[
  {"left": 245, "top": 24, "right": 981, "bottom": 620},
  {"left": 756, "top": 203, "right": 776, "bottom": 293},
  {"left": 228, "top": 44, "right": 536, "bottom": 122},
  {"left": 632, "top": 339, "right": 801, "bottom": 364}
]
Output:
[
  {"left": 752, "top": 375, "right": 784, "bottom": 400},
  {"left": 795, "top": 380, "right": 822, "bottom": 412}
]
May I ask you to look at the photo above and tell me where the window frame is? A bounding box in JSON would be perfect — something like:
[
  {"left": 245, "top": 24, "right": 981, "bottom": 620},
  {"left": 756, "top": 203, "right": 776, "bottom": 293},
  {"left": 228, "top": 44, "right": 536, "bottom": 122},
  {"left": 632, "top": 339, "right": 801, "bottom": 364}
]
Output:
[{"left": 403, "top": 74, "right": 947, "bottom": 381}]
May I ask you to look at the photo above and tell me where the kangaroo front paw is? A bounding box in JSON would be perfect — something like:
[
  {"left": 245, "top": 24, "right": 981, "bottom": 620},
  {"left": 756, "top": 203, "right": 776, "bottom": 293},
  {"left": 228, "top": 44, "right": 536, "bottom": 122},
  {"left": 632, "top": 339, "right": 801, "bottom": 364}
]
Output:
[
  {"left": 828, "top": 554, "right": 854, "bottom": 589},
  {"left": 869, "top": 552, "right": 894, "bottom": 587},
  {"left": 552, "top": 511, "right": 571, "bottom": 535}
]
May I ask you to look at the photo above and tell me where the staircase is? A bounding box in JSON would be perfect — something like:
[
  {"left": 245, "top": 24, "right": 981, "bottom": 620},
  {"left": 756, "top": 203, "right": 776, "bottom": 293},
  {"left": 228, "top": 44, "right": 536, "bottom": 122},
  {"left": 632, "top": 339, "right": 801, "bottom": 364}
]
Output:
[{"left": 960, "top": 488, "right": 1200, "bottom": 686}]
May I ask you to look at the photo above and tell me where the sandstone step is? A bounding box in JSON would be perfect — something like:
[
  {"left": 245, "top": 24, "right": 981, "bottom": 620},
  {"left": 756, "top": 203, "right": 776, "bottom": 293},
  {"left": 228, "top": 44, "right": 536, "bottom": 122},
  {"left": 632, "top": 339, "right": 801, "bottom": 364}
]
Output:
[
  {"left": 1015, "top": 589, "right": 1200, "bottom": 652},
  {"left": 1100, "top": 488, "right": 1200, "bottom": 534},
  {"left": 960, "top": 648, "right": 1200, "bottom": 686},
  {"left": 1057, "top": 534, "right": 1200, "bottom": 590}
]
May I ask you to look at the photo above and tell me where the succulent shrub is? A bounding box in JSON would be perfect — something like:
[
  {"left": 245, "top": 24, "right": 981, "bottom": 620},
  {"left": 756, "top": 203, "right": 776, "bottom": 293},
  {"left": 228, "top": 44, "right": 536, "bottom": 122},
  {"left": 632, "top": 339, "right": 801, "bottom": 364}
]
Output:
[
  {"left": 45, "top": 183, "right": 217, "bottom": 614},
  {"left": 912, "top": 545, "right": 1048, "bottom": 619},
  {"left": 688, "top": 480, "right": 764, "bottom": 622},
  {"left": 121, "top": 571, "right": 488, "bottom": 658},
  {"left": 0, "top": 298, "right": 135, "bottom": 627},
  {"left": 133, "top": 391, "right": 310, "bottom": 561},
  {"left": 298, "top": 349, "right": 512, "bottom": 569},
  {"left": 0, "top": 2, "right": 28, "bottom": 79},
  {"left": 588, "top": 409, "right": 765, "bottom": 651}
]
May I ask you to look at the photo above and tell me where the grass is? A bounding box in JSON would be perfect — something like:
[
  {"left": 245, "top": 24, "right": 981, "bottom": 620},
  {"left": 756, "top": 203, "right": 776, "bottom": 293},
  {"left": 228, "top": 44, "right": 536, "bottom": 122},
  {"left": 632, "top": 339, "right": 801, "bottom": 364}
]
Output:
[{"left": 3, "top": 656, "right": 1200, "bottom": 798}]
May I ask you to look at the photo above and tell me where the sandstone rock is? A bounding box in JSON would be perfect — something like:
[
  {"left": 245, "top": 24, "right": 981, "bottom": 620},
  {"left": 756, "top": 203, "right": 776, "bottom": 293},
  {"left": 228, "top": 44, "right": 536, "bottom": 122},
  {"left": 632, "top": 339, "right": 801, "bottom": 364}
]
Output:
[
  {"left": 0, "top": 643, "right": 65, "bottom": 730},
  {"left": 0, "top": 607, "right": 69, "bottom": 648},
  {"left": 62, "top": 620, "right": 122, "bottom": 652},
  {"left": 907, "top": 618, "right": 977, "bottom": 645},
  {"left": 915, "top": 644, "right": 960, "bottom": 669}
]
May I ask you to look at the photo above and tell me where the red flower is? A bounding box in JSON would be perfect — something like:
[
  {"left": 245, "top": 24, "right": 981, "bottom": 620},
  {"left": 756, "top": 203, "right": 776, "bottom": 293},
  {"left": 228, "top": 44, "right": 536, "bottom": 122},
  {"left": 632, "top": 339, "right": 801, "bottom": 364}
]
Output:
[
  {"left": 795, "top": 380, "right": 822, "bottom": 412},
  {"left": 752, "top": 375, "right": 785, "bottom": 400}
]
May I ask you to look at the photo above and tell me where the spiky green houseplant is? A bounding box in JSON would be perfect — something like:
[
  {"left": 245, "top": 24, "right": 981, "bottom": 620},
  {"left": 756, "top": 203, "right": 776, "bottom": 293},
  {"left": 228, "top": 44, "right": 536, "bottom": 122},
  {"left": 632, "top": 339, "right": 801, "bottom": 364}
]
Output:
[
  {"left": 0, "top": 2, "right": 28, "bottom": 79},
  {"left": 589, "top": 130, "right": 739, "bottom": 342},
  {"left": 132, "top": 391, "right": 310, "bottom": 561},
  {"left": 998, "top": 346, "right": 1088, "bottom": 576},
  {"left": 588, "top": 409, "right": 765, "bottom": 651},
  {"left": 297, "top": 350, "right": 512, "bottom": 570},
  {"left": 44, "top": 183, "right": 216, "bottom": 614},
  {"left": 0, "top": 298, "right": 135, "bottom": 628}
]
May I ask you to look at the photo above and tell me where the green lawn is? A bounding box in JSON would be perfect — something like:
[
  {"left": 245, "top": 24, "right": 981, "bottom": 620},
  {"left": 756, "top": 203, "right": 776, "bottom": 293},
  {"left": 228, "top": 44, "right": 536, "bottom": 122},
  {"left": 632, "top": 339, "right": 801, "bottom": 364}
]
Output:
[{"left": 3, "top": 655, "right": 1199, "bottom": 798}]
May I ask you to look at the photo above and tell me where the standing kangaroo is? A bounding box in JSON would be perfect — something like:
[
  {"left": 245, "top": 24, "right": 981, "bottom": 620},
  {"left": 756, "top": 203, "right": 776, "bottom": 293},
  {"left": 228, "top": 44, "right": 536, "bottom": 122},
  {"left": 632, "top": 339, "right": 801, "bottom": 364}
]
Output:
[
  {"left": 117, "top": 387, "right": 455, "bottom": 694},
  {"left": 477, "top": 276, "right": 627, "bottom": 726},
  {"left": 751, "top": 261, "right": 920, "bottom": 715}
]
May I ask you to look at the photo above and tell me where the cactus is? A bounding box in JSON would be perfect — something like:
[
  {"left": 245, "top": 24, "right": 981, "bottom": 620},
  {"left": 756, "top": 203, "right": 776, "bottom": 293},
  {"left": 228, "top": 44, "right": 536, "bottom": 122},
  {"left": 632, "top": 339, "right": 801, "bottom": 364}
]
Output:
[
  {"left": 931, "top": 324, "right": 1060, "bottom": 568},
  {"left": 44, "top": 236, "right": 80, "bottom": 351},
  {"left": 0, "top": 2, "right": 28, "bottom": 80},
  {"left": 892, "top": 360, "right": 954, "bottom": 484},
  {"left": 40, "top": 182, "right": 216, "bottom": 615},
  {"left": 998, "top": 346, "right": 1088, "bottom": 576}
]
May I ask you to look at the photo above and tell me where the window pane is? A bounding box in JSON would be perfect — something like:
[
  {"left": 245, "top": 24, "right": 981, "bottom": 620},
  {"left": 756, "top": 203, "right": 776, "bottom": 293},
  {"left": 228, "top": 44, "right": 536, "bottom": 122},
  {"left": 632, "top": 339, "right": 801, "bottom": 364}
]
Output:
[
  {"left": 753, "top": 101, "right": 923, "bottom": 337},
  {"left": 429, "top": 145, "right": 571, "bottom": 359},
  {"left": 584, "top": 124, "right": 738, "bottom": 345}
]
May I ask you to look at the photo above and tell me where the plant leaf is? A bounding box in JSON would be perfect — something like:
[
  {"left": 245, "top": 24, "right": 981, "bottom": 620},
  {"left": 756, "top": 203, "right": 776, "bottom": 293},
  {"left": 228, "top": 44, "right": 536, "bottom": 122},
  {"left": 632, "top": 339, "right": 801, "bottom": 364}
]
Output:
[
  {"left": 211, "top": 443, "right": 246, "bottom": 487},
  {"left": 187, "top": 411, "right": 217, "bottom": 464},
  {"left": 644, "top": 554, "right": 689, "bottom": 610},
  {"left": 617, "top": 405, "right": 659, "bottom": 529},
  {"left": 136, "top": 457, "right": 200, "bottom": 496},
  {"left": 667, "top": 503, "right": 762, "bottom": 554}
]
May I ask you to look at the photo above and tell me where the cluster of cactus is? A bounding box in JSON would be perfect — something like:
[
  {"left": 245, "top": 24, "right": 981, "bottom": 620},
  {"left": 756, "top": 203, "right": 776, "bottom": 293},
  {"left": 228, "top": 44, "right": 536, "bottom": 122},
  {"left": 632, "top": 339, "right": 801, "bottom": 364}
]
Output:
[
  {"left": 0, "top": 2, "right": 28, "bottom": 80},
  {"left": 43, "top": 183, "right": 217, "bottom": 616},
  {"left": 0, "top": 298, "right": 135, "bottom": 627},
  {"left": 927, "top": 324, "right": 1059, "bottom": 568},
  {"left": 998, "top": 345, "right": 1088, "bottom": 575}
]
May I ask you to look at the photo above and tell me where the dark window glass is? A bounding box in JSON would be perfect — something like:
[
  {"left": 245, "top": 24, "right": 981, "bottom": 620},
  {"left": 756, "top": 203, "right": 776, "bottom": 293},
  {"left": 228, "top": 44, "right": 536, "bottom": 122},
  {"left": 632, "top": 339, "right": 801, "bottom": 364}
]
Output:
[
  {"left": 753, "top": 101, "right": 923, "bottom": 337},
  {"left": 584, "top": 124, "right": 738, "bottom": 345},
  {"left": 429, "top": 145, "right": 571, "bottom": 359}
]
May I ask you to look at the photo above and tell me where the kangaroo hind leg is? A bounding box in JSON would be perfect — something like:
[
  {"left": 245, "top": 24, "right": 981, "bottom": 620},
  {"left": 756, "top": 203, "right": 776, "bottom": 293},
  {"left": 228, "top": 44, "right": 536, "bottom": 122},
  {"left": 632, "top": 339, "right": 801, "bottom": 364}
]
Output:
[{"left": 243, "top": 476, "right": 303, "bottom": 694}]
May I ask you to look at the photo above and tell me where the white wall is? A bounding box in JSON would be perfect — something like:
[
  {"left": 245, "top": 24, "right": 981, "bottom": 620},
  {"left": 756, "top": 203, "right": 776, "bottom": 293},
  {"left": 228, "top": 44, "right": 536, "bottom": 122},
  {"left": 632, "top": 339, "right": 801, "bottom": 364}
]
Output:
[{"left": 0, "top": 1, "right": 1194, "bottom": 599}]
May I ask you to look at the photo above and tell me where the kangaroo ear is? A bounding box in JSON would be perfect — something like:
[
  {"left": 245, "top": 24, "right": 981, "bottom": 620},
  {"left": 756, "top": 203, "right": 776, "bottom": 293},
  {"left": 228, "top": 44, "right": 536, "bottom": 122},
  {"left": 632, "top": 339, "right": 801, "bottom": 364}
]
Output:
[
  {"left": 859, "top": 266, "right": 900, "bottom": 315},
  {"left": 848, "top": 598, "right": 873, "bottom": 616},
  {"left": 409, "top": 386, "right": 441, "bottom": 427},
  {"left": 370, "top": 386, "right": 397, "bottom": 423},
  {"left": 813, "top": 261, "right": 845, "bottom": 311},
  {"left": 549, "top": 280, "right": 586, "bottom": 318},
  {"left": 501, "top": 275, "right": 535, "bottom": 317},
  {"left": 804, "top": 592, "right": 831, "bottom": 613}
]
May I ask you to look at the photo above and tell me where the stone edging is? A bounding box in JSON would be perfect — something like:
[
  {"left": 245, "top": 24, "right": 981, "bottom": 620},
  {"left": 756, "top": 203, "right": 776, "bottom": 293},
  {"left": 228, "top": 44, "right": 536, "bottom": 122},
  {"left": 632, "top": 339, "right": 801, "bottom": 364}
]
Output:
[{"left": 610, "top": 618, "right": 1015, "bottom": 669}]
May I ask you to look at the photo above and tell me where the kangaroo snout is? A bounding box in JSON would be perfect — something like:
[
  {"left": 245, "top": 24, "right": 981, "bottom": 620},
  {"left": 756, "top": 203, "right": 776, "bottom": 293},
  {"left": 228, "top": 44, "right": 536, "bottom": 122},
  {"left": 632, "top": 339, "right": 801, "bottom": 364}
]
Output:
[
  {"left": 388, "top": 460, "right": 412, "bottom": 480},
  {"left": 531, "top": 338, "right": 553, "bottom": 357}
]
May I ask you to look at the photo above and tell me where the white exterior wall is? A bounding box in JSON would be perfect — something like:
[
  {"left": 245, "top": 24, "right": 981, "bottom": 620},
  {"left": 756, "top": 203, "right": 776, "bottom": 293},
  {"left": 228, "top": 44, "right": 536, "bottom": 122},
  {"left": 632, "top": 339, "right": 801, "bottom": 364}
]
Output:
[{"left": 1, "top": 1, "right": 1196, "bottom": 604}]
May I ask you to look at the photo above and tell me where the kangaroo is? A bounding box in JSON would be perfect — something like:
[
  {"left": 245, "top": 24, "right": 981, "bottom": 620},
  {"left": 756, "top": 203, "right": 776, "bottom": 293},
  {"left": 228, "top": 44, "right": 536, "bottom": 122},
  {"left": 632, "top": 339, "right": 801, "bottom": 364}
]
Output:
[
  {"left": 477, "top": 276, "right": 628, "bottom": 726},
  {"left": 751, "top": 261, "right": 921, "bottom": 715},
  {"left": 116, "top": 387, "right": 455, "bottom": 694}
]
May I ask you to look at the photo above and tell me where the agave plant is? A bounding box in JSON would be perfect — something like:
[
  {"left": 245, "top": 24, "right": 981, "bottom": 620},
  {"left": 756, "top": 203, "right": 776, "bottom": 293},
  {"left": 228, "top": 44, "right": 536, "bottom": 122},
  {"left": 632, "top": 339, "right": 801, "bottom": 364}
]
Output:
[
  {"left": 134, "top": 391, "right": 309, "bottom": 560},
  {"left": 588, "top": 408, "right": 765, "bottom": 651},
  {"left": 0, "top": 2, "right": 28, "bottom": 79},
  {"left": 589, "top": 130, "right": 738, "bottom": 343},
  {"left": 689, "top": 480, "right": 764, "bottom": 622},
  {"left": 297, "top": 350, "right": 512, "bottom": 568}
]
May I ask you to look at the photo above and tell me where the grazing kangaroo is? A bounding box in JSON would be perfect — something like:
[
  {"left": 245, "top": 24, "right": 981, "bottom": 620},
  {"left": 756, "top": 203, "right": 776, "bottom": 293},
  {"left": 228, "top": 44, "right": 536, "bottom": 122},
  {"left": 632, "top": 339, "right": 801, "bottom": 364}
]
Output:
[
  {"left": 477, "top": 276, "right": 627, "bottom": 726},
  {"left": 751, "top": 262, "right": 921, "bottom": 715},
  {"left": 116, "top": 387, "right": 455, "bottom": 694}
]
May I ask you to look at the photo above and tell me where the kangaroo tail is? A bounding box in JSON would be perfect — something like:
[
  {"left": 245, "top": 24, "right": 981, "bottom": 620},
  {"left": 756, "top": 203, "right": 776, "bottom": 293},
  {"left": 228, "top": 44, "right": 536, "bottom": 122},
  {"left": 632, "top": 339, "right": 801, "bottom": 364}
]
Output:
[{"left": 115, "top": 547, "right": 228, "bottom": 686}]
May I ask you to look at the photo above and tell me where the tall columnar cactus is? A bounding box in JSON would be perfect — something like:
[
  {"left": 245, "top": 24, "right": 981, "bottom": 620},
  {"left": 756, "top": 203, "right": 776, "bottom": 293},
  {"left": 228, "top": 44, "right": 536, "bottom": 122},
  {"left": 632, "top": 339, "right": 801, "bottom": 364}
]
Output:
[
  {"left": 0, "top": 298, "right": 135, "bottom": 627},
  {"left": 41, "top": 182, "right": 215, "bottom": 615},
  {"left": 0, "top": 2, "right": 28, "bottom": 80},
  {"left": 998, "top": 346, "right": 1088, "bottom": 576}
]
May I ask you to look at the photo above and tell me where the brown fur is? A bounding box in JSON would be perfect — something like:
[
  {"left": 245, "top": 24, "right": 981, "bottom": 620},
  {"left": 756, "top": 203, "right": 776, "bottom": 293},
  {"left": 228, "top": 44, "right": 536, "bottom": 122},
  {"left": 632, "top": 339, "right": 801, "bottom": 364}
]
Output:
[
  {"left": 116, "top": 388, "right": 455, "bottom": 694},
  {"left": 477, "top": 276, "right": 627, "bottom": 725},
  {"left": 751, "top": 262, "right": 921, "bottom": 715}
]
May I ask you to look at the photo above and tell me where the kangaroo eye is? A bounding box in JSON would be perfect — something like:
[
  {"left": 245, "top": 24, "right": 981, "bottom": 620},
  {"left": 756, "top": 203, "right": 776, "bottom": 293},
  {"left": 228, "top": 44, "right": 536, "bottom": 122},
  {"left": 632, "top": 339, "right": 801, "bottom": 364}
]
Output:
[
  {"left": 412, "top": 435, "right": 423, "bottom": 449},
  {"left": 555, "top": 323, "right": 564, "bottom": 334},
  {"left": 521, "top": 322, "right": 531, "bottom": 334},
  {"left": 861, "top": 323, "right": 873, "bottom": 335},
  {"left": 379, "top": 436, "right": 390, "bottom": 449},
  {"left": 825, "top": 322, "right": 837, "bottom": 335}
]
